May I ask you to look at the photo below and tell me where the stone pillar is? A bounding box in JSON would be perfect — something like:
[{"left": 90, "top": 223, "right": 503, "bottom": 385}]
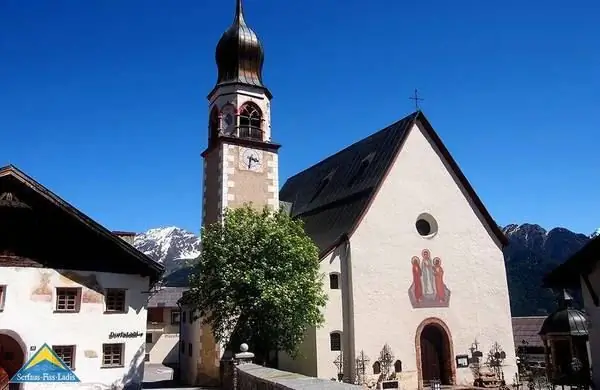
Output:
[
  {"left": 235, "top": 343, "right": 255, "bottom": 365},
  {"left": 233, "top": 343, "right": 255, "bottom": 390},
  {"left": 220, "top": 350, "right": 235, "bottom": 390},
  {"left": 221, "top": 343, "right": 256, "bottom": 390}
]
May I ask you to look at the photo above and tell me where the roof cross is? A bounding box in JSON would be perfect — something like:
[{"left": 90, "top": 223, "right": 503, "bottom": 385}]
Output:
[{"left": 409, "top": 89, "right": 424, "bottom": 111}]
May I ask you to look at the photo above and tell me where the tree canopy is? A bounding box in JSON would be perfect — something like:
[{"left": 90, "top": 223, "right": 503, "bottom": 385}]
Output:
[{"left": 186, "top": 205, "right": 327, "bottom": 360}]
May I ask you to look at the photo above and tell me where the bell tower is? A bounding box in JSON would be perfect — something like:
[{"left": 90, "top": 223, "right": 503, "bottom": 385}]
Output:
[
  {"left": 202, "top": 0, "right": 280, "bottom": 227},
  {"left": 195, "top": 1, "right": 280, "bottom": 385}
]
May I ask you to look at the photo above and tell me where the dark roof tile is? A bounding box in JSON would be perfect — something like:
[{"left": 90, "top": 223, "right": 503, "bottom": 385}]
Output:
[{"left": 512, "top": 317, "right": 546, "bottom": 347}]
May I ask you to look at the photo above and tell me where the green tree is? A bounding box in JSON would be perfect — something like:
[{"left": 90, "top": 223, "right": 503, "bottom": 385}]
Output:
[{"left": 186, "top": 205, "right": 327, "bottom": 363}]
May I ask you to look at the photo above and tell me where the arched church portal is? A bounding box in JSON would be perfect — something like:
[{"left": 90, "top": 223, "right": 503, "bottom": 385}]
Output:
[
  {"left": 0, "top": 330, "right": 26, "bottom": 390},
  {"left": 415, "top": 318, "right": 456, "bottom": 388}
]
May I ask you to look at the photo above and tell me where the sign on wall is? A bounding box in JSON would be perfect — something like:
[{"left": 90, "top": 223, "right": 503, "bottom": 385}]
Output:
[
  {"left": 108, "top": 331, "right": 144, "bottom": 339},
  {"left": 456, "top": 354, "right": 469, "bottom": 368},
  {"left": 11, "top": 344, "right": 80, "bottom": 384}
]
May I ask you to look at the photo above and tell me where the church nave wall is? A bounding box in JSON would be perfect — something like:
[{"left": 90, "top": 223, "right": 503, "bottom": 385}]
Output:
[{"left": 346, "top": 122, "right": 517, "bottom": 388}]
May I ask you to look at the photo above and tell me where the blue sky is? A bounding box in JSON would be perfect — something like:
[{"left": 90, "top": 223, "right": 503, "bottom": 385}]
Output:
[{"left": 0, "top": 0, "right": 598, "bottom": 235}]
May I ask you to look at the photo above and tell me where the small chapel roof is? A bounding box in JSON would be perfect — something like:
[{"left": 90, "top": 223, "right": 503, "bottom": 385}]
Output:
[{"left": 279, "top": 111, "right": 508, "bottom": 258}]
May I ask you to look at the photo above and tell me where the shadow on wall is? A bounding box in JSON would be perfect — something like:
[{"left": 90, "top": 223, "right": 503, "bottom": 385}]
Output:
[
  {"left": 163, "top": 342, "right": 179, "bottom": 365},
  {"left": 114, "top": 343, "right": 146, "bottom": 390},
  {"left": 56, "top": 270, "right": 145, "bottom": 315}
]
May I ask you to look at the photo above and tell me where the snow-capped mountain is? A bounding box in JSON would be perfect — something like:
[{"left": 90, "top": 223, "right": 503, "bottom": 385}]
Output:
[
  {"left": 133, "top": 227, "right": 200, "bottom": 275},
  {"left": 131, "top": 223, "right": 597, "bottom": 307},
  {"left": 591, "top": 228, "right": 600, "bottom": 238}
]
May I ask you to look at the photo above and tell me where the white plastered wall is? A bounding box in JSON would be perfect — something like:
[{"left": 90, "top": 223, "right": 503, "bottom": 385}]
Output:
[{"left": 344, "top": 122, "right": 517, "bottom": 388}]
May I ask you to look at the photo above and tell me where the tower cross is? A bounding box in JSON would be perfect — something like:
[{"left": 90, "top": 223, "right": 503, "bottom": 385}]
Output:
[{"left": 409, "top": 89, "right": 424, "bottom": 111}]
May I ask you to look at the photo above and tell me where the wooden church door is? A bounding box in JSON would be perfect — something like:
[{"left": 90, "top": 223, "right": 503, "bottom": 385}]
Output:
[{"left": 420, "top": 325, "right": 447, "bottom": 384}]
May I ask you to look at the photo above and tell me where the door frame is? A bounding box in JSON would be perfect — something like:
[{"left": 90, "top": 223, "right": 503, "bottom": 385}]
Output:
[
  {"left": 0, "top": 330, "right": 26, "bottom": 390},
  {"left": 415, "top": 317, "right": 456, "bottom": 389}
]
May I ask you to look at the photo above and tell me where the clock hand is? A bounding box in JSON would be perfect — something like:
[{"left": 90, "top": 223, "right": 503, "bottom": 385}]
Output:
[{"left": 247, "top": 156, "right": 252, "bottom": 169}]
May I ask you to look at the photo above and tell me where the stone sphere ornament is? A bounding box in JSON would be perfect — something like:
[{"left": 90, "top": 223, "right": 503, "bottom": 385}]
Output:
[{"left": 240, "top": 343, "right": 249, "bottom": 352}]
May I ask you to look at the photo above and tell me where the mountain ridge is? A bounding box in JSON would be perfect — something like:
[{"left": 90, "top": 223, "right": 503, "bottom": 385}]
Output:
[{"left": 132, "top": 224, "right": 596, "bottom": 315}]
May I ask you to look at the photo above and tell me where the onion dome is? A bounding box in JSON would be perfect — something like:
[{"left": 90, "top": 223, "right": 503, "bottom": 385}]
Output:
[
  {"left": 539, "top": 290, "right": 588, "bottom": 336},
  {"left": 214, "top": 0, "right": 266, "bottom": 90}
]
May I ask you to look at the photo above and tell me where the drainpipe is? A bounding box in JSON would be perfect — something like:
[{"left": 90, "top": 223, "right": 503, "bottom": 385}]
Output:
[
  {"left": 177, "top": 302, "right": 182, "bottom": 385},
  {"left": 340, "top": 235, "right": 356, "bottom": 383}
]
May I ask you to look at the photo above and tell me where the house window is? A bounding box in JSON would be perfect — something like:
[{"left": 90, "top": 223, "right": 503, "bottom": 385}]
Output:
[
  {"left": 52, "top": 345, "right": 75, "bottom": 370},
  {"left": 105, "top": 289, "right": 126, "bottom": 313},
  {"left": 55, "top": 288, "right": 81, "bottom": 312},
  {"left": 0, "top": 285, "right": 5, "bottom": 311},
  {"left": 148, "top": 308, "right": 164, "bottom": 323},
  {"left": 329, "top": 273, "right": 340, "bottom": 289},
  {"left": 102, "top": 343, "right": 124, "bottom": 368},
  {"left": 189, "top": 310, "right": 194, "bottom": 324},
  {"left": 144, "top": 353, "right": 150, "bottom": 362},
  {"left": 182, "top": 311, "right": 187, "bottom": 323},
  {"left": 171, "top": 310, "right": 181, "bottom": 324},
  {"left": 330, "top": 332, "right": 342, "bottom": 351},
  {"left": 146, "top": 333, "right": 153, "bottom": 344},
  {"left": 180, "top": 341, "right": 185, "bottom": 355},
  {"left": 188, "top": 343, "right": 192, "bottom": 357}
]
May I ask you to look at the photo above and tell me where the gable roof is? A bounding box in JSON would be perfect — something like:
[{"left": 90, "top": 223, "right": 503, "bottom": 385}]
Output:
[
  {"left": 512, "top": 316, "right": 546, "bottom": 348},
  {"left": 148, "top": 286, "right": 188, "bottom": 308},
  {"left": 279, "top": 111, "right": 507, "bottom": 257},
  {"left": 0, "top": 164, "right": 164, "bottom": 279}
]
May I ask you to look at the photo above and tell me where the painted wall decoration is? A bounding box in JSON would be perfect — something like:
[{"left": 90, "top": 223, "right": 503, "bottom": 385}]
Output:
[
  {"left": 408, "top": 249, "right": 451, "bottom": 308},
  {"left": 30, "top": 271, "right": 52, "bottom": 302}
]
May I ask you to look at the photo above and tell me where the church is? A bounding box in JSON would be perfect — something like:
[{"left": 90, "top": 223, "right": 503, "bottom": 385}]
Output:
[{"left": 182, "top": 1, "right": 518, "bottom": 388}]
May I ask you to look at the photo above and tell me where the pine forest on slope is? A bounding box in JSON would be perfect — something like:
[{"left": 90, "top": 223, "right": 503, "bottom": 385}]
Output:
[{"left": 133, "top": 224, "right": 596, "bottom": 316}]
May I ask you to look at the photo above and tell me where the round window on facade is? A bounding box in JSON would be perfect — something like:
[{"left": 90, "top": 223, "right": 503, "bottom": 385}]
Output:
[{"left": 415, "top": 213, "right": 438, "bottom": 238}]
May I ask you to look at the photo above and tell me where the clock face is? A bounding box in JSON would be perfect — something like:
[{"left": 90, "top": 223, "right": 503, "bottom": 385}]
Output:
[{"left": 239, "top": 148, "right": 263, "bottom": 172}]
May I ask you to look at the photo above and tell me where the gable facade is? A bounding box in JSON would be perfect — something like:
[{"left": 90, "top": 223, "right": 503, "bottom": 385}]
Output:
[
  {"left": 346, "top": 121, "right": 516, "bottom": 388},
  {"left": 0, "top": 165, "right": 164, "bottom": 389},
  {"left": 0, "top": 268, "right": 152, "bottom": 390},
  {"left": 280, "top": 116, "right": 516, "bottom": 388}
]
